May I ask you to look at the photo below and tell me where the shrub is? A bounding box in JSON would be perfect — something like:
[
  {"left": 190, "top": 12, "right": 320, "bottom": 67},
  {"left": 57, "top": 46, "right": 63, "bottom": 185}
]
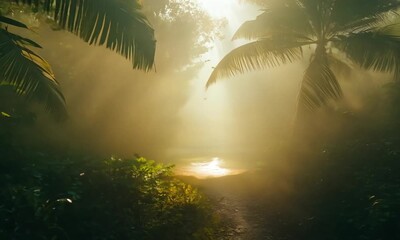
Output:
[{"left": 0, "top": 148, "right": 218, "bottom": 239}]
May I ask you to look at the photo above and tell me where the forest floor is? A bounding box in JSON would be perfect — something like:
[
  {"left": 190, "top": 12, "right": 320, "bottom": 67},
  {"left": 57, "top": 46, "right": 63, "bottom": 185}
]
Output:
[{"left": 180, "top": 171, "right": 278, "bottom": 240}]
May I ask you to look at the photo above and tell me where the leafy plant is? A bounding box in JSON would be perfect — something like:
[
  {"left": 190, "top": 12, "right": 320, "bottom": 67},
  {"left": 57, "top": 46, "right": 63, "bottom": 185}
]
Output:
[{"left": 0, "top": 148, "right": 219, "bottom": 239}]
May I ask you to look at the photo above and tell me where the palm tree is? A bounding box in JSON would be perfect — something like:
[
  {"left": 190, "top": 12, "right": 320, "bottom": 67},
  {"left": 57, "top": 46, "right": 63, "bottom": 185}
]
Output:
[
  {"left": 0, "top": 0, "right": 156, "bottom": 119},
  {"left": 207, "top": 0, "right": 400, "bottom": 117}
]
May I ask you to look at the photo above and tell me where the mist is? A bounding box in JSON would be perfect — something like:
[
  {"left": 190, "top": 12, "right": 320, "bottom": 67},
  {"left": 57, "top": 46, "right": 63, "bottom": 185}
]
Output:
[
  {"left": 3, "top": 1, "right": 400, "bottom": 239},
  {"left": 11, "top": 0, "right": 393, "bottom": 172}
]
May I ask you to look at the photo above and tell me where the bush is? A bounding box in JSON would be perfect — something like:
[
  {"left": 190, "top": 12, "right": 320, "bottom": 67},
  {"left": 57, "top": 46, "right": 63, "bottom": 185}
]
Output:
[{"left": 0, "top": 147, "right": 219, "bottom": 240}]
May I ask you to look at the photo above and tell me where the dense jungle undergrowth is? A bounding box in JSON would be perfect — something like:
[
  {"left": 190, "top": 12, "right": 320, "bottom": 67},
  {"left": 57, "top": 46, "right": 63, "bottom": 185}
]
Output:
[{"left": 0, "top": 138, "right": 221, "bottom": 239}]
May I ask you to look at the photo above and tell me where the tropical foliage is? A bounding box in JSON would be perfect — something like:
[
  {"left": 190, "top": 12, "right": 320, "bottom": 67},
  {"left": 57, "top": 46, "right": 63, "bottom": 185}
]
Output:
[
  {"left": 0, "top": 15, "right": 67, "bottom": 119},
  {"left": 0, "top": 147, "right": 219, "bottom": 239},
  {"left": 0, "top": 0, "right": 156, "bottom": 119},
  {"left": 208, "top": 0, "right": 400, "bottom": 112}
]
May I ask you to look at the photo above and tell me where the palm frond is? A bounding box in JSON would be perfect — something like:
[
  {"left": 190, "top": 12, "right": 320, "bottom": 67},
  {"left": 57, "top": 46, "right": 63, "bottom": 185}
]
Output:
[
  {"left": 232, "top": 17, "right": 269, "bottom": 40},
  {"left": 299, "top": 50, "right": 342, "bottom": 110},
  {"left": 206, "top": 39, "right": 308, "bottom": 88},
  {"left": 14, "top": 0, "right": 156, "bottom": 70},
  {"left": 331, "top": 10, "right": 399, "bottom": 34},
  {"left": 0, "top": 15, "right": 28, "bottom": 28},
  {"left": 0, "top": 28, "right": 67, "bottom": 119},
  {"left": 333, "top": 23, "right": 400, "bottom": 80},
  {"left": 330, "top": 0, "right": 400, "bottom": 33},
  {"left": 233, "top": 17, "right": 312, "bottom": 42},
  {"left": 233, "top": 3, "right": 314, "bottom": 41}
]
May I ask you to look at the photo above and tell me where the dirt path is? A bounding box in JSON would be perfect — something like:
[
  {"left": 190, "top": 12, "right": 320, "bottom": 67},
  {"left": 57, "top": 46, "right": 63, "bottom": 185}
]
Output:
[
  {"left": 204, "top": 187, "right": 270, "bottom": 240},
  {"left": 180, "top": 172, "right": 274, "bottom": 240}
]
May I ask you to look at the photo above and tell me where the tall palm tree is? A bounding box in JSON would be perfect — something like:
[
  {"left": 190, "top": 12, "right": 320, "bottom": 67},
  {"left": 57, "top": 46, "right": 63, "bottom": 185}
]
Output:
[
  {"left": 0, "top": 0, "right": 156, "bottom": 119},
  {"left": 207, "top": 0, "right": 400, "bottom": 116}
]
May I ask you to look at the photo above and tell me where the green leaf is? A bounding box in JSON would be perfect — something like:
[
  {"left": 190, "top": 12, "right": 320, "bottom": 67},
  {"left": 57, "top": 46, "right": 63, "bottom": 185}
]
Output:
[
  {"left": 14, "top": 0, "right": 156, "bottom": 70},
  {"left": 329, "top": 0, "right": 400, "bottom": 33},
  {"left": 0, "top": 28, "right": 67, "bottom": 119},
  {"left": 334, "top": 24, "right": 400, "bottom": 80},
  {"left": 206, "top": 39, "right": 307, "bottom": 88},
  {"left": 0, "top": 15, "right": 28, "bottom": 29},
  {"left": 1, "top": 111, "right": 11, "bottom": 117}
]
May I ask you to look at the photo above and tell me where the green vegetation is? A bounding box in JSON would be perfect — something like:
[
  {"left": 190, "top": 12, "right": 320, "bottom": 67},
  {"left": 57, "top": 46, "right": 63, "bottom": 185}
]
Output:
[
  {"left": 0, "top": 2, "right": 224, "bottom": 238},
  {"left": 1, "top": 1, "right": 400, "bottom": 239},
  {"left": 0, "top": 144, "right": 219, "bottom": 239}
]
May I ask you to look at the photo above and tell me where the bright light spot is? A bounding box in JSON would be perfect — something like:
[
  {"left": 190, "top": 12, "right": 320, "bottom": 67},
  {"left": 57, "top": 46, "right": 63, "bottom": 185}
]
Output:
[
  {"left": 192, "top": 157, "right": 229, "bottom": 177},
  {"left": 176, "top": 157, "right": 245, "bottom": 178},
  {"left": 197, "top": 0, "right": 234, "bottom": 18}
]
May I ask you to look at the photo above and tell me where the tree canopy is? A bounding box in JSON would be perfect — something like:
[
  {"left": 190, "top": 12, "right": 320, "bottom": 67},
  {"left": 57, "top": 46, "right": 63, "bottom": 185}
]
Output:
[{"left": 208, "top": 0, "right": 400, "bottom": 112}]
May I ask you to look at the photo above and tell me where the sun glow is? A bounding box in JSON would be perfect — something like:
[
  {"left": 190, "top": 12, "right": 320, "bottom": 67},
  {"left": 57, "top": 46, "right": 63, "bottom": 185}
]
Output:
[
  {"left": 197, "top": 0, "right": 235, "bottom": 18},
  {"left": 191, "top": 157, "right": 229, "bottom": 176},
  {"left": 173, "top": 1, "right": 260, "bottom": 178},
  {"left": 177, "top": 157, "right": 245, "bottom": 178}
]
